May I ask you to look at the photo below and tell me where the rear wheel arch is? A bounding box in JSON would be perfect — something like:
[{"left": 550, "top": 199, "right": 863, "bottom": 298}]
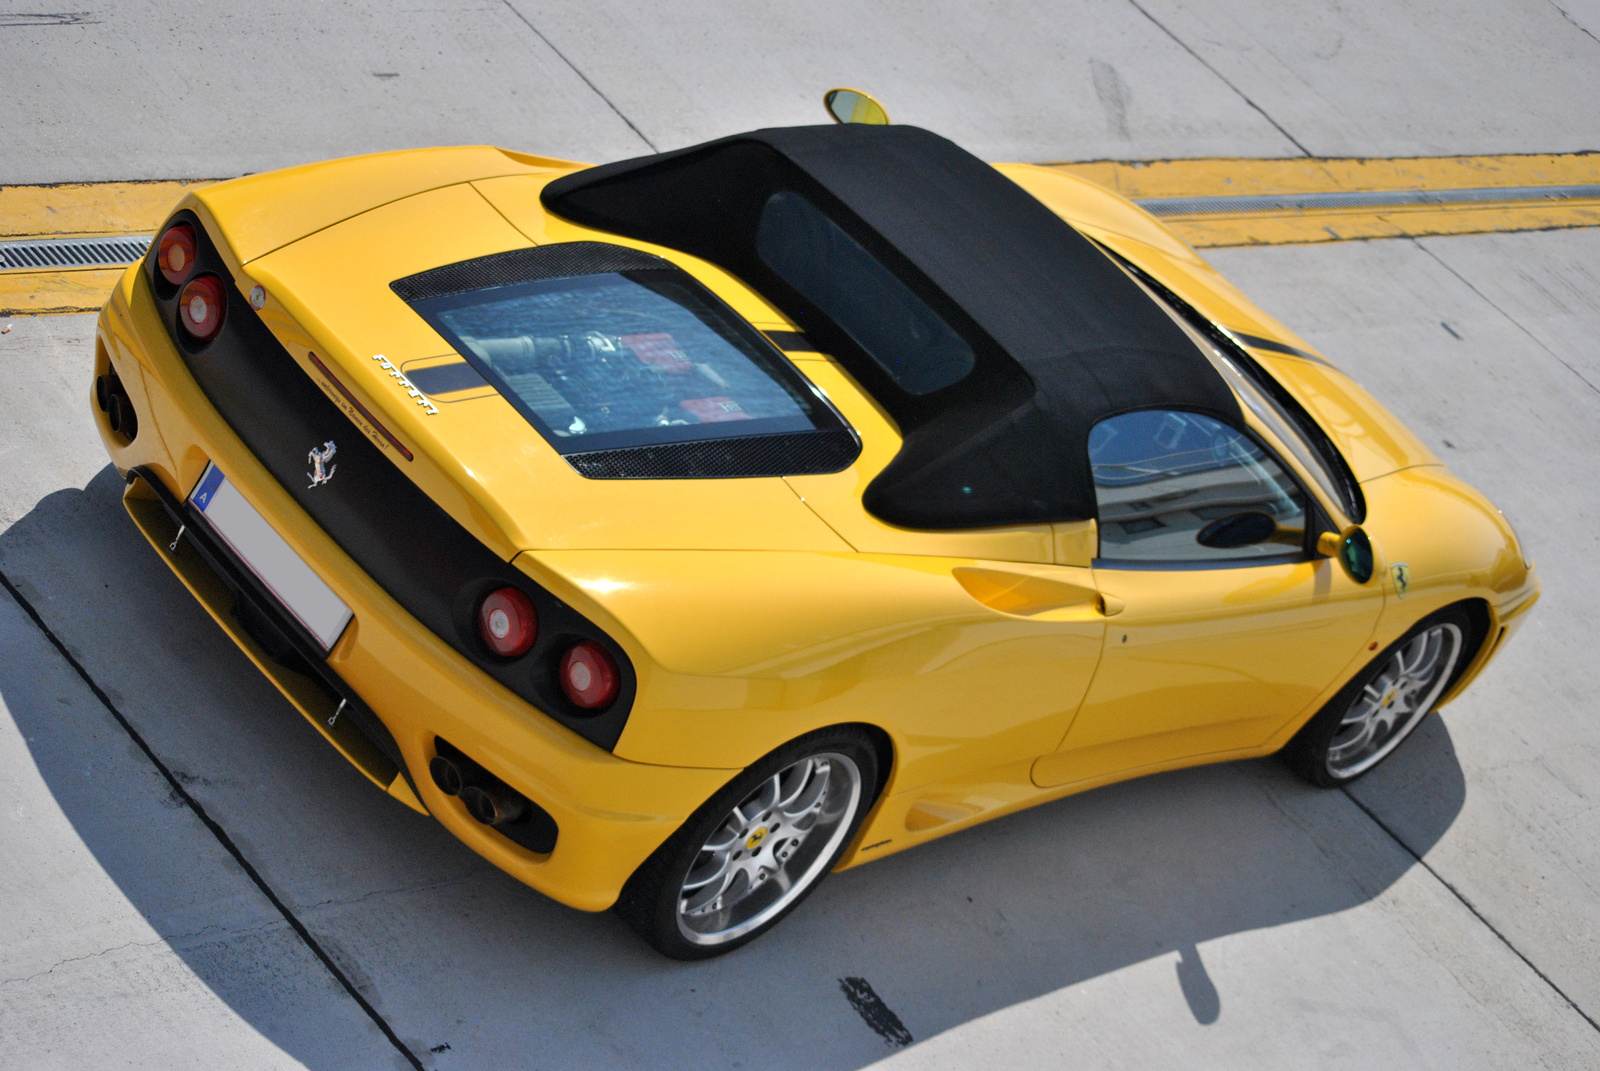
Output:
[{"left": 615, "top": 721, "right": 888, "bottom": 958}]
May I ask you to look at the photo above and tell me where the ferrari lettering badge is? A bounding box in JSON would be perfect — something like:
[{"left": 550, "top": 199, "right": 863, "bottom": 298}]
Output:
[
  {"left": 372, "top": 354, "right": 440, "bottom": 416},
  {"left": 1391, "top": 562, "right": 1411, "bottom": 598},
  {"left": 307, "top": 440, "right": 338, "bottom": 488}
]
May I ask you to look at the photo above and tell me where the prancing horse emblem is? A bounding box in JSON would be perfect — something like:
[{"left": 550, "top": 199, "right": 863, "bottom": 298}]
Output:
[
  {"left": 307, "top": 441, "right": 337, "bottom": 488},
  {"left": 1391, "top": 561, "right": 1411, "bottom": 598}
]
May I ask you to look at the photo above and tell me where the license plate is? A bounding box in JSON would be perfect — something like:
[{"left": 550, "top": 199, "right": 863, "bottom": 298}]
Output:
[{"left": 189, "top": 463, "right": 353, "bottom": 651}]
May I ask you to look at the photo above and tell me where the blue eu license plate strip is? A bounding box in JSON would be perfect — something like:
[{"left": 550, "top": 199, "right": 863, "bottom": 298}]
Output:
[{"left": 188, "top": 463, "right": 352, "bottom": 651}]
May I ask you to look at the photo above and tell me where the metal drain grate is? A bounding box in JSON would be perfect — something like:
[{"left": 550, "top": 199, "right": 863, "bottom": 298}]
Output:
[
  {"left": 0, "top": 235, "right": 153, "bottom": 270},
  {"left": 1136, "top": 183, "right": 1600, "bottom": 218}
]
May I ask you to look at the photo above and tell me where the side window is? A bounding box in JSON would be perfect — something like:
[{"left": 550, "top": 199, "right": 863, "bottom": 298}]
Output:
[{"left": 1090, "top": 410, "right": 1306, "bottom": 563}]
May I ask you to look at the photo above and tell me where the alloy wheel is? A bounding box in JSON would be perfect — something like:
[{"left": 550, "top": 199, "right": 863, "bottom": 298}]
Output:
[
  {"left": 1327, "top": 622, "right": 1463, "bottom": 779},
  {"left": 676, "top": 752, "right": 862, "bottom": 946}
]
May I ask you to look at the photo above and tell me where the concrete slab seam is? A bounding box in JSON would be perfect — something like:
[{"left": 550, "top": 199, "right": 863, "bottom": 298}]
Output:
[
  {"left": 1120, "top": 0, "right": 1313, "bottom": 157},
  {"left": 1546, "top": 1, "right": 1600, "bottom": 46},
  {"left": 0, "top": 565, "right": 429, "bottom": 1071},
  {"left": 498, "top": 0, "right": 658, "bottom": 153},
  {"left": 1410, "top": 236, "right": 1600, "bottom": 399},
  {"left": 1340, "top": 783, "right": 1600, "bottom": 1035}
]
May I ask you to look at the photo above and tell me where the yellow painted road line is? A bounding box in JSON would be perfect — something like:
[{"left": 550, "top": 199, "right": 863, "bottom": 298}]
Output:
[
  {"left": 1048, "top": 152, "right": 1600, "bottom": 248},
  {"left": 1046, "top": 153, "right": 1600, "bottom": 199},
  {"left": 1160, "top": 199, "right": 1600, "bottom": 248},
  {"left": 0, "top": 179, "right": 215, "bottom": 239},
  {"left": 0, "top": 267, "right": 130, "bottom": 315},
  {"left": 2, "top": 155, "right": 1599, "bottom": 314},
  {"left": 0, "top": 179, "right": 214, "bottom": 315}
]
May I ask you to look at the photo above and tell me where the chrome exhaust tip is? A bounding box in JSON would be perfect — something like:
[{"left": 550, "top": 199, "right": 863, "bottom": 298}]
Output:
[
  {"left": 460, "top": 784, "right": 530, "bottom": 827},
  {"left": 429, "top": 755, "right": 464, "bottom": 796}
]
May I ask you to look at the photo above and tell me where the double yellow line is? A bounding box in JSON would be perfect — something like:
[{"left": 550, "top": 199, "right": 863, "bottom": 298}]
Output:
[
  {"left": 1048, "top": 152, "right": 1600, "bottom": 247},
  {"left": 3, "top": 154, "right": 1598, "bottom": 316}
]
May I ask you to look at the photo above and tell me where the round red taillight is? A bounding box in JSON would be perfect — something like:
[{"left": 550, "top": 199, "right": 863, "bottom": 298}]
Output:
[
  {"left": 157, "top": 223, "right": 197, "bottom": 287},
  {"left": 560, "top": 641, "right": 619, "bottom": 710},
  {"left": 478, "top": 587, "right": 537, "bottom": 658},
  {"left": 178, "top": 274, "right": 227, "bottom": 342}
]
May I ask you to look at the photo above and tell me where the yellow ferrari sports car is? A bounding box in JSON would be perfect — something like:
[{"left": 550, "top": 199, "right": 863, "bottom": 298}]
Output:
[{"left": 92, "top": 106, "right": 1538, "bottom": 958}]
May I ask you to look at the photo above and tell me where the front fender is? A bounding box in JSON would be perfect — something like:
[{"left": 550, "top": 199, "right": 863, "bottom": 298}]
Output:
[{"left": 1359, "top": 464, "right": 1536, "bottom": 664}]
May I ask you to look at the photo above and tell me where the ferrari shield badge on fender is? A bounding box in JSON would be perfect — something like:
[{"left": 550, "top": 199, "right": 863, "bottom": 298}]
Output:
[
  {"left": 307, "top": 440, "right": 337, "bottom": 488},
  {"left": 1391, "top": 562, "right": 1412, "bottom": 598}
]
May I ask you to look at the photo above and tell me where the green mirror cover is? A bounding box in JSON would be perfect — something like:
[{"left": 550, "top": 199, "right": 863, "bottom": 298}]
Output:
[{"left": 1341, "top": 528, "right": 1375, "bottom": 583}]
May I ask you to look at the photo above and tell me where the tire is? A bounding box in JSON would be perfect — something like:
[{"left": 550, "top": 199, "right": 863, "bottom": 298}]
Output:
[
  {"left": 1283, "top": 606, "right": 1475, "bottom": 787},
  {"left": 615, "top": 726, "right": 880, "bottom": 960}
]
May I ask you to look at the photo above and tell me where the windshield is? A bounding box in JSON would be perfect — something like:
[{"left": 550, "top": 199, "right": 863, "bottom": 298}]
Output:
[
  {"left": 1125, "top": 270, "right": 1358, "bottom": 521},
  {"left": 412, "top": 271, "right": 835, "bottom": 454}
]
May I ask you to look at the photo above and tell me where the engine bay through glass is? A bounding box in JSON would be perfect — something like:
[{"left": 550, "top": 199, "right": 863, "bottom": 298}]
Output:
[{"left": 412, "top": 270, "right": 837, "bottom": 454}]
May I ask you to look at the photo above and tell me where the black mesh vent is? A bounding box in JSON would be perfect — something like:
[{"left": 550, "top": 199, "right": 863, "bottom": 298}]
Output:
[
  {"left": 391, "top": 242, "right": 672, "bottom": 301},
  {"left": 566, "top": 429, "right": 859, "bottom": 479}
]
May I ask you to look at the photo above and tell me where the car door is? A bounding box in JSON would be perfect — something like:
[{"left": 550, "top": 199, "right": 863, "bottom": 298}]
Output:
[
  {"left": 1033, "top": 408, "right": 1384, "bottom": 788},
  {"left": 786, "top": 355, "right": 1108, "bottom": 773}
]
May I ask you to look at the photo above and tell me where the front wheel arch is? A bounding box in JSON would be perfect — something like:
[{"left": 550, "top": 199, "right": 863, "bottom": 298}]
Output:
[{"left": 1283, "top": 600, "right": 1487, "bottom": 787}]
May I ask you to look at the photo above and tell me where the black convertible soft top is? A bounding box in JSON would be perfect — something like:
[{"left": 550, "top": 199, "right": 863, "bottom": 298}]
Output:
[{"left": 542, "top": 124, "right": 1240, "bottom": 527}]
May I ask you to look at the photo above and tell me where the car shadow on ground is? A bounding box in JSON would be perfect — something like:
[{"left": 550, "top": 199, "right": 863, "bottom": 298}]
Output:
[{"left": 0, "top": 467, "right": 1467, "bottom": 1069}]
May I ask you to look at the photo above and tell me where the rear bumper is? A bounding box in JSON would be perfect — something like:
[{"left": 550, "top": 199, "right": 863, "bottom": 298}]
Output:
[{"left": 94, "top": 265, "right": 732, "bottom": 911}]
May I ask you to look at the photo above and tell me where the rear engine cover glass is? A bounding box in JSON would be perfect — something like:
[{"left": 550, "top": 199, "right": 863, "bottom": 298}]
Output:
[{"left": 413, "top": 272, "right": 829, "bottom": 454}]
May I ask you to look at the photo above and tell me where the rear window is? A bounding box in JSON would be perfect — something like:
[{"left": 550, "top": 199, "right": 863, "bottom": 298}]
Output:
[
  {"left": 756, "top": 191, "right": 976, "bottom": 396},
  {"left": 410, "top": 271, "right": 839, "bottom": 454}
]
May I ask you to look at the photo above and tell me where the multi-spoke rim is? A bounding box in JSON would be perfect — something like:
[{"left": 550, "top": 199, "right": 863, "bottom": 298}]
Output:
[
  {"left": 676, "top": 751, "right": 862, "bottom": 946},
  {"left": 1327, "top": 622, "right": 1462, "bottom": 779}
]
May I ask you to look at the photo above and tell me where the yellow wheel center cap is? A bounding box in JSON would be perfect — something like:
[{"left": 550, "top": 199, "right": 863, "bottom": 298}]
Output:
[
  {"left": 746, "top": 826, "right": 769, "bottom": 851},
  {"left": 1381, "top": 688, "right": 1398, "bottom": 708}
]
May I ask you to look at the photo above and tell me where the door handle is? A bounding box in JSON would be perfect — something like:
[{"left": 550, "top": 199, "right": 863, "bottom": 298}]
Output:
[
  {"left": 953, "top": 566, "right": 1116, "bottom": 621},
  {"left": 1033, "top": 593, "right": 1119, "bottom": 622}
]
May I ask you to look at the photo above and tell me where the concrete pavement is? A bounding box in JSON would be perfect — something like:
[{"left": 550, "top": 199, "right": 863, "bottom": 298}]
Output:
[
  {"left": 6, "top": 1, "right": 1600, "bottom": 183},
  {"left": 2, "top": 1, "right": 1598, "bottom": 1067},
  {"left": 0, "top": 543, "right": 401, "bottom": 1069}
]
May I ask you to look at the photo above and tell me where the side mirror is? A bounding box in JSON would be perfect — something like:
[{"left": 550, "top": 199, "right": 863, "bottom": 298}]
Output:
[
  {"left": 824, "top": 87, "right": 890, "bottom": 125},
  {"left": 1318, "top": 526, "right": 1375, "bottom": 583},
  {"left": 1196, "top": 511, "right": 1277, "bottom": 549}
]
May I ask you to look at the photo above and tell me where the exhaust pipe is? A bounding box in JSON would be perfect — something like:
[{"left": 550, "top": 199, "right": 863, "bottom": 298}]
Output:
[
  {"left": 97, "top": 372, "right": 138, "bottom": 440},
  {"left": 430, "top": 736, "right": 559, "bottom": 853},
  {"left": 429, "top": 755, "right": 465, "bottom": 796},
  {"left": 460, "top": 784, "right": 530, "bottom": 827},
  {"left": 430, "top": 741, "right": 533, "bottom": 827}
]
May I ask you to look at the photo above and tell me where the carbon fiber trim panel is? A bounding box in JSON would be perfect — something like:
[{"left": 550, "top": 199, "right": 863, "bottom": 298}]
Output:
[
  {"left": 566, "top": 428, "right": 860, "bottom": 479},
  {"left": 391, "top": 241, "right": 671, "bottom": 301}
]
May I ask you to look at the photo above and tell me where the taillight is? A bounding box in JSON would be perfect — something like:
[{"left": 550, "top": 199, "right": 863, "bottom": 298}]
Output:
[
  {"left": 157, "top": 223, "right": 197, "bottom": 287},
  {"left": 478, "top": 587, "right": 537, "bottom": 657},
  {"left": 178, "top": 274, "right": 227, "bottom": 342},
  {"left": 560, "top": 641, "right": 619, "bottom": 709}
]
